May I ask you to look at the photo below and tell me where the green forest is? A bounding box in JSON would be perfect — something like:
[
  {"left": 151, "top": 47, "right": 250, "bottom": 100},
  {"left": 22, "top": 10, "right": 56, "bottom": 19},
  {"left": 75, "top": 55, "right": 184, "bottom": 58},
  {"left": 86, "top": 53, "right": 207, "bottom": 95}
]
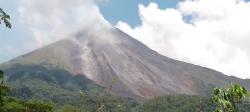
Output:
[{"left": 0, "top": 66, "right": 250, "bottom": 112}]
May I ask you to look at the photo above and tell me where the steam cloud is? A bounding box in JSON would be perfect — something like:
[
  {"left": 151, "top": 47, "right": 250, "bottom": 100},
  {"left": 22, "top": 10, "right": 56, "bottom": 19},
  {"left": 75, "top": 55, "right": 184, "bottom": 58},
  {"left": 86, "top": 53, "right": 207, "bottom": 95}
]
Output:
[{"left": 17, "top": 0, "right": 111, "bottom": 48}]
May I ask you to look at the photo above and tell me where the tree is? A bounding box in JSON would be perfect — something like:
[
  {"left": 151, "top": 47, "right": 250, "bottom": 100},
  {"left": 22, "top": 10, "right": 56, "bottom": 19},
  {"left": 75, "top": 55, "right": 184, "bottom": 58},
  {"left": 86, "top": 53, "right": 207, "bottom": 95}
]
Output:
[
  {"left": 0, "top": 70, "right": 10, "bottom": 109},
  {"left": 0, "top": 8, "right": 11, "bottom": 29},
  {"left": 0, "top": 7, "right": 11, "bottom": 109},
  {"left": 211, "top": 84, "right": 248, "bottom": 112}
]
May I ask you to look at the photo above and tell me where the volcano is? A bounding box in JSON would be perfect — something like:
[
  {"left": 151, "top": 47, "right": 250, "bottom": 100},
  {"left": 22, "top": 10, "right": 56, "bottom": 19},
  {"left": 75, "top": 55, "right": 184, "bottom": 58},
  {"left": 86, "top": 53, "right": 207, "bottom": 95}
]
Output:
[{"left": 1, "top": 27, "right": 250, "bottom": 100}]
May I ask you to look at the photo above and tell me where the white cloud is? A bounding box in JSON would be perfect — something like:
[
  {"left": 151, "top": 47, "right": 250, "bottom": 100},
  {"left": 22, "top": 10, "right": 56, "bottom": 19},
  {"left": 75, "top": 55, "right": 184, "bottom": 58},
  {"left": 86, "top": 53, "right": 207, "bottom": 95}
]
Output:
[
  {"left": 17, "top": 0, "right": 111, "bottom": 48},
  {"left": 116, "top": 0, "right": 250, "bottom": 79}
]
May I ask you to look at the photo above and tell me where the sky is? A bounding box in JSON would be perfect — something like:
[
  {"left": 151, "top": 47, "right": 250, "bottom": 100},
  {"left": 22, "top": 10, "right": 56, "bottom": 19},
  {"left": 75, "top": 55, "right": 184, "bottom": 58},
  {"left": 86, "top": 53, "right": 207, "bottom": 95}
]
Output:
[{"left": 1, "top": 0, "right": 250, "bottom": 79}]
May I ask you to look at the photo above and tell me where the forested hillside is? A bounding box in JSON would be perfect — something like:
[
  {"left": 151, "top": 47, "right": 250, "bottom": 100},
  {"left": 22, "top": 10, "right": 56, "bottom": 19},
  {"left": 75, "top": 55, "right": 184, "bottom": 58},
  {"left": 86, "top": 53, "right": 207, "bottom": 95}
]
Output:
[{"left": 1, "top": 65, "right": 250, "bottom": 111}]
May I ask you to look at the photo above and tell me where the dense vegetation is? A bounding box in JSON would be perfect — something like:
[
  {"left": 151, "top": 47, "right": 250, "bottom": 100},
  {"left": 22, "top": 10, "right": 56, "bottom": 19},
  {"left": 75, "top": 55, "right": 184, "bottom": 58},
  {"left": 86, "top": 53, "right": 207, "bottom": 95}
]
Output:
[
  {"left": 135, "top": 95, "right": 215, "bottom": 112},
  {"left": 2, "top": 97, "right": 54, "bottom": 112},
  {"left": 5, "top": 64, "right": 103, "bottom": 105},
  {"left": 0, "top": 70, "right": 54, "bottom": 112},
  {"left": 0, "top": 64, "right": 249, "bottom": 112}
]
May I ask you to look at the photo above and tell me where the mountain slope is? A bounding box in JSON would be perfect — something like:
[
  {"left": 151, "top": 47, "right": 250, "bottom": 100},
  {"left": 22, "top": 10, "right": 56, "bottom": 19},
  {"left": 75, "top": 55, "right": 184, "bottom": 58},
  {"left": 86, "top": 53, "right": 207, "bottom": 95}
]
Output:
[
  {"left": 3, "top": 64, "right": 104, "bottom": 105},
  {"left": 1, "top": 28, "right": 250, "bottom": 100}
]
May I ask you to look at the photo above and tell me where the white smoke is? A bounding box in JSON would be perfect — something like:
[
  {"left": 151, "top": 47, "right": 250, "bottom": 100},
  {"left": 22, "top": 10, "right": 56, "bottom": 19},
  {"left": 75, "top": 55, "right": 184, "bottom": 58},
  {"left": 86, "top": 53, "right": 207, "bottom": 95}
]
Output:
[{"left": 17, "top": 0, "right": 111, "bottom": 48}]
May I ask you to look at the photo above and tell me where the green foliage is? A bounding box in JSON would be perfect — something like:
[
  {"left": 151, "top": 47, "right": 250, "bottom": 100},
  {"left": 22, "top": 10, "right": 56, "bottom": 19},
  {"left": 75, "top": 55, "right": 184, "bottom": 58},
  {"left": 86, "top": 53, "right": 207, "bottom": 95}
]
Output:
[
  {"left": 0, "top": 70, "right": 55, "bottom": 112},
  {"left": 2, "top": 97, "right": 54, "bottom": 112},
  {"left": 0, "top": 70, "right": 10, "bottom": 108},
  {"left": 0, "top": 8, "right": 11, "bottom": 28},
  {"left": 2, "top": 97, "right": 26, "bottom": 112},
  {"left": 135, "top": 95, "right": 215, "bottom": 112},
  {"left": 25, "top": 100, "right": 54, "bottom": 112},
  {"left": 212, "top": 84, "right": 249, "bottom": 112}
]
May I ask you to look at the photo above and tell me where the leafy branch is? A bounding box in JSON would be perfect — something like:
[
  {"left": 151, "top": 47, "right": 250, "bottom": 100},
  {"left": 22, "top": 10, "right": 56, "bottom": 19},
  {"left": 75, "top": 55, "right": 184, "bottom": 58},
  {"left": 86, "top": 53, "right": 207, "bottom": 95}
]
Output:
[
  {"left": 212, "top": 84, "right": 249, "bottom": 112},
  {"left": 0, "top": 8, "right": 11, "bottom": 29}
]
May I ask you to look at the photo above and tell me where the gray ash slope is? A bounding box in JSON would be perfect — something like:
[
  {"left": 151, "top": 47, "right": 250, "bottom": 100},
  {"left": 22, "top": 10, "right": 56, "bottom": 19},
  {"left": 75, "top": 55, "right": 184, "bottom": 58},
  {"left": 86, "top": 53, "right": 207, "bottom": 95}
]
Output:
[{"left": 1, "top": 28, "right": 250, "bottom": 100}]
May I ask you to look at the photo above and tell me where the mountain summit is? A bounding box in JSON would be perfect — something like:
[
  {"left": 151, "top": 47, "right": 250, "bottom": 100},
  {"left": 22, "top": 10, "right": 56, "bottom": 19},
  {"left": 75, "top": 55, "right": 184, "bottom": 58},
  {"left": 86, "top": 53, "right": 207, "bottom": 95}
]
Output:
[{"left": 1, "top": 28, "right": 250, "bottom": 100}]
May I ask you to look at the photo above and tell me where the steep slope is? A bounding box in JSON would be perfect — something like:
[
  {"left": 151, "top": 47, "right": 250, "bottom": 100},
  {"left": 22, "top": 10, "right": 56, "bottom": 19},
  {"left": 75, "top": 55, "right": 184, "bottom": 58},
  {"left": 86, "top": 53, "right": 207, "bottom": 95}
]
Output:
[{"left": 1, "top": 28, "right": 250, "bottom": 100}]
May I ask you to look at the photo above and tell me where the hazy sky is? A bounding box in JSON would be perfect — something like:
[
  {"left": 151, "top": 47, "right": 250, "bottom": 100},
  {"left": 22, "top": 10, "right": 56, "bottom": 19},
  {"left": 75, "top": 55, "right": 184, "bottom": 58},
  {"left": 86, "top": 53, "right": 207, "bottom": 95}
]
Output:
[{"left": 1, "top": 0, "right": 250, "bottom": 79}]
